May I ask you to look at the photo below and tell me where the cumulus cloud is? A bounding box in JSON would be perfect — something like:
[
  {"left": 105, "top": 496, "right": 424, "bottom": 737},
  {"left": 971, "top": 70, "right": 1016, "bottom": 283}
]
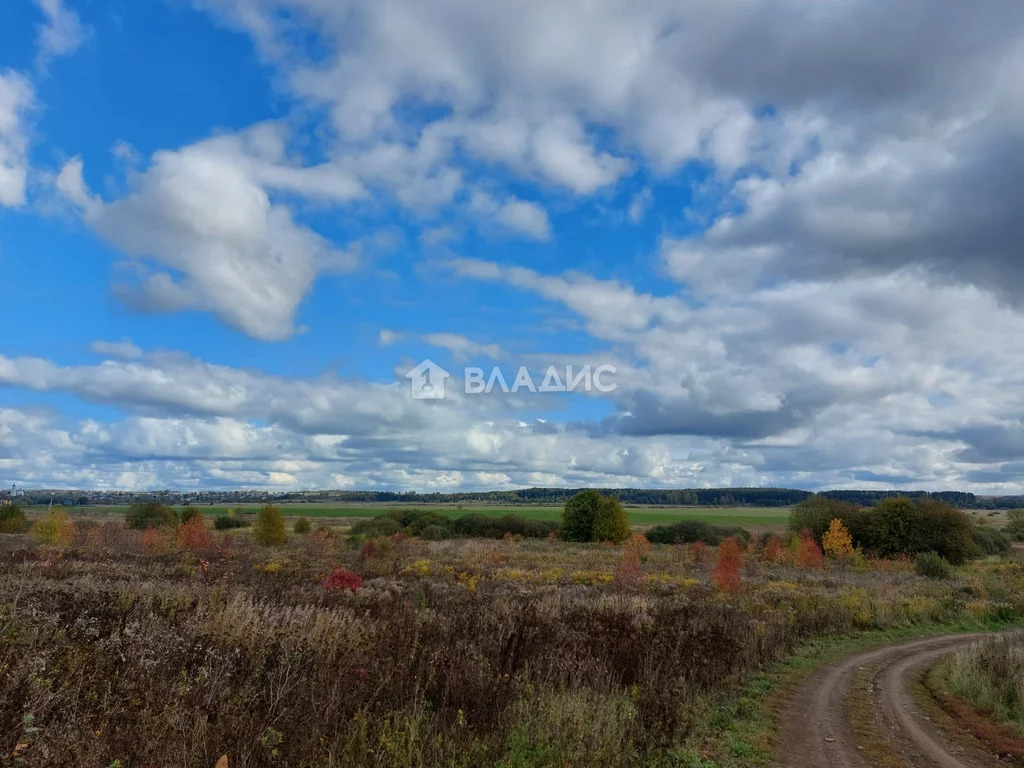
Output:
[
  {"left": 57, "top": 128, "right": 364, "bottom": 340},
  {"left": 9, "top": 0, "right": 1024, "bottom": 490}
]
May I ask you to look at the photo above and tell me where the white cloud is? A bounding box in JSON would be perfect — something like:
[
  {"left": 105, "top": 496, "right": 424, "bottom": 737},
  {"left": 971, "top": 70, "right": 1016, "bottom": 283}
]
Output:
[
  {"left": 468, "top": 189, "right": 550, "bottom": 240},
  {"left": 57, "top": 129, "right": 364, "bottom": 341},
  {"left": 627, "top": 188, "right": 651, "bottom": 224},
  {"left": 421, "top": 333, "right": 503, "bottom": 361},
  {"left": 34, "top": 0, "right": 87, "bottom": 66},
  {"left": 378, "top": 329, "right": 403, "bottom": 346},
  {"left": 90, "top": 339, "right": 143, "bottom": 359},
  {"left": 0, "top": 71, "right": 33, "bottom": 207}
]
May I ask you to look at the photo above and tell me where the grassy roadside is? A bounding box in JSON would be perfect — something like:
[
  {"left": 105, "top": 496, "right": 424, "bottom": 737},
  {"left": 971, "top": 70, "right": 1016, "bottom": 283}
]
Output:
[
  {"left": 919, "top": 653, "right": 1024, "bottom": 762},
  {"left": 685, "top": 620, "right": 1024, "bottom": 768}
]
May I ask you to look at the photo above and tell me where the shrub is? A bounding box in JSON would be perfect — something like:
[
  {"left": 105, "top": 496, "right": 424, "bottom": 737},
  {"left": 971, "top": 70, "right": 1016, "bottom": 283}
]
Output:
[
  {"left": 761, "top": 534, "right": 786, "bottom": 564},
  {"left": 623, "top": 533, "right": 652, "bottom": 564},
  {"left": 795, "top": 529, "right": 824, "bottom": 568},
  {"left": 789, "top": 495, "right": 861, "bottom": 541},
  {"left": 560, "top": 491, "right": 631, "bottom": 543},
  {"left": 591, "top": 497, "right": 630, "bottom": 544},
  {"left": 214, "top": 515, "right": 249, "bottom": 530},
  {"left": 323, "top": 567, "right": 363, "bottom": 592},
  {"left": 915, "top": 551, "right": 954, "bottom": 580},
  {"left": 178, "top": 516, "right": 213, "bottom": 551},
  {"left": 421, "top": 524, "right": 445, "bottom": 541},
  {"left": 1004, "top": 509, "right": 1024, "bottom": 541},
  {"left": 917, "top": 499, "right": 979, "bottom": 565},
  {"left": 561, "top": 490, "right": 603, "bottom": 542},
  {"left": 712, "top": 536, "right": 743, "bottom": 593},
  {"left": 974, "top": 525, "right": 1012, "bottom": 556},
  {"left": 646, "top": 520, "right": 749, "bottom": 546},
  {"left": 179, "top": 505, "right": 204, "bottom": 525},
  {"left": 449, "top": 513, "right": 558, "bottom": 539},
  {"left": 293, "top": 516, "right": 312, "bottom": 535},
  {"left": 0, "top": 503, "right": 28, "bottom": 534},
  {"left": 380, "top": 509, "right": 454, "bottom": 537},
  {"left": 126, "top": 502, "right": 178, "bottom": 530},
  {"left": 350, "top": 516, "right": 402, "bottom": 538},
  {"left": 142, "top": 526, "right": 176, "bottom": 554},
  {"left": 31, "top": 509, "right": 75, "bottom": 548},
  {"left": 253, "top": 504, "right": 287, "bottom": 546},
  {"left": 822, "top": 518, "right": 854, "bottom": 560}
]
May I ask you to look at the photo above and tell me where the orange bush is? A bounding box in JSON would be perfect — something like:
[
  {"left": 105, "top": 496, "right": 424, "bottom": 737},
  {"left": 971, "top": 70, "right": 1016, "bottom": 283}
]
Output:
[
  {"left": 623, "top": 533, "right": 652, "bottom": 564},
  {"left": 712, "top": 536, "right": 743, "bottom": 593},
  {"left": 142, "top": 526, "right": 177, "bottom": 555},
  {"left": 795, "top": 529, "right": 824, "bottom": 568},
  {"left": 762, "top": 534, "right": 786, "bottom": 564},
  {"left": 178, "top": 516, "right": 213, "bottom": 551}
]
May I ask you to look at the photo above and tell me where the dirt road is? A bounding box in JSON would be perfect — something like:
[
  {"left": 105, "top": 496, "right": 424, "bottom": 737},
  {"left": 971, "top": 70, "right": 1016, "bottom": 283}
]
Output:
[{"left": 777, "top": 633, "right": 1011, "bottom": 768}]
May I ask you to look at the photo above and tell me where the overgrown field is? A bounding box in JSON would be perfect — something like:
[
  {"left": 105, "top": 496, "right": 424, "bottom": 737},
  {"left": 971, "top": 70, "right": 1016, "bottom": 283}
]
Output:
[
  {"left": 2, "top": 515, "right": 1024, "bottom": 768},
  {"left": 23, "top": 503, "right": 792, "bottom": 528}
]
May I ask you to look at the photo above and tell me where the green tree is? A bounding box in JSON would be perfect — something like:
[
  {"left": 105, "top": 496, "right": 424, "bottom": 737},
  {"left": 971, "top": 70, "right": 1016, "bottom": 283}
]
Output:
[
  {"left": 917, "top": 499, "right": 978, "bottom": 564},
  {"left": 867, "top": 497, "right": 925, "bottom": 557},
  {"left": 125, "top": 502, "right": 178, "bottom": 530},
  {"left": 293, "top": 516, "right": 311, "bottom": 535},
  {"left": 591, "top": 496, "right": 630, "bottom": 543},
  {"left": 561, "top": 490, "right": 603, "bottom": 542},
  {"left": 788, "top": 494, "right": 861, "bottom": 541},
  {"left": 0, "top": 503, "right": 28, "bottom": 534},
  {"left": 254, "top": 504, "right": 287, "bottom": 546}
]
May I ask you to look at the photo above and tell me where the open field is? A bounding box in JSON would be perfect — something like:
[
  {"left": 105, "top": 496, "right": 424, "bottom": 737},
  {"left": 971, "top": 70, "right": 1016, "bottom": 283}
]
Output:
[
  {"left": 2, "top": 509, "right": 1024, "bottom": 767},
  {"left": 23, "top": 502, "right": 792, "bottom": 528}
]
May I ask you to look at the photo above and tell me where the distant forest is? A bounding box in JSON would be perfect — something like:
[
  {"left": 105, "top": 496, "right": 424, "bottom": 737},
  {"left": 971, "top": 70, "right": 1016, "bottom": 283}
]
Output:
[
  {"left": 280, "top": 487, "right": 1014, "bottom": 509},
  {"left": 14, "top": 486, "right": 1019, "bottom": 509}
]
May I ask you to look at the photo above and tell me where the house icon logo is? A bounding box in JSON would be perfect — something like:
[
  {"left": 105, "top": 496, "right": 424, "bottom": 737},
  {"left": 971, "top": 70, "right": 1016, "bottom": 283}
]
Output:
[{"left": 406, "top": 359, "right": 451, "bottom": 400}]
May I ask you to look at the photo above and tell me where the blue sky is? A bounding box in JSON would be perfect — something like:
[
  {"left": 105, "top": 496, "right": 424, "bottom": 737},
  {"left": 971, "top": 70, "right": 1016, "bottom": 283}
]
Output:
[{"left": 2, "top": 0, "right": 1024, "bottom": 492}]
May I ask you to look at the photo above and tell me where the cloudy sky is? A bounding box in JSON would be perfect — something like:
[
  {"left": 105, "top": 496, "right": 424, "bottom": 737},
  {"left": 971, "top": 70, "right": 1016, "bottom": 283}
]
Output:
[{"left": 2, "top": 0, "right": 1024, "bottom": 492}]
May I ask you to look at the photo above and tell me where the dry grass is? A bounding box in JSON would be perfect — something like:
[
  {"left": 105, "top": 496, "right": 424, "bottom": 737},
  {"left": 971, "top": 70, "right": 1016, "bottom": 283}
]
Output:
[{"left": 1, "top": 525, "right": 1024, "bottom": 767}]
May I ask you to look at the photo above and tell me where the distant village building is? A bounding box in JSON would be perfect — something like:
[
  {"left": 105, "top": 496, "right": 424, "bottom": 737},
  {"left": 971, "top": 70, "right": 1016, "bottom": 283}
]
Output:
[{"left": 1, "top": 484, "right": 24, "bottom": 506}]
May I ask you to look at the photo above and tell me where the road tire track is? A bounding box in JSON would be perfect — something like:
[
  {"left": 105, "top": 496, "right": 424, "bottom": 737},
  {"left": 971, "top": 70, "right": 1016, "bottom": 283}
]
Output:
[{"left": 777, "top": 633, "right": 1008, "bottom": 768}]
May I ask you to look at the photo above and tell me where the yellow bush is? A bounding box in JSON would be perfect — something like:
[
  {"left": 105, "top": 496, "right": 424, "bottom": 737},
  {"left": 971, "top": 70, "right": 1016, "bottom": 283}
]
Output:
[
  {"left": 822, "top": 518, "right": 854, "bottom": 560},
  {"left": 31, "top": 509, "right": 75, "bottom": 548}
]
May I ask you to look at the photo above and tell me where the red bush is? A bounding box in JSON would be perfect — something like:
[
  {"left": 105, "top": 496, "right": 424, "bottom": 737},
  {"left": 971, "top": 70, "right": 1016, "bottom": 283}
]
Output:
[
  {"left": 324, "top": 567, "right": 363, "bottom": 592},
  {"left": 762, "top": 535, "right": 785, "bottom": 564},
  {"left": 179, "top": 516, "right": 213, "bottom": 551},
  {"left": 795, "top": 529, "right": 824, "bottom": 569},
  {"left": 712, "top": 536, "right": 743, "bottom": 593}
]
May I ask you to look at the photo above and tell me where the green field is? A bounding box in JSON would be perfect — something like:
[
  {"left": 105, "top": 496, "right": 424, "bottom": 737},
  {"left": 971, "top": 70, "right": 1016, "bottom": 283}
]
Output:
[{"left": 26, "top": 503, "right": 791, "bottom": 529}]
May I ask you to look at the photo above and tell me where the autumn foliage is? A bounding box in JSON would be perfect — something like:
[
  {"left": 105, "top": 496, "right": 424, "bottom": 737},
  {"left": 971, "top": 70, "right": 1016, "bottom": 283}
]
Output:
[
  {"left": 822, "top": 518, "right": 854, "bottom": 560},
  {"left": 178, "top": 516, "right": 213, "bottom": 551},
  {"left": 762, "top": 534, "right": 786, "bottom": 564},
  {"left": 712, "top": 536, "right": 743, "bottom": 593},
  {"left": 795, "top": 529, "right": 824, "bottom": 568},
  {"left": 324, "top": 567, "right": 363, "bottom": 592}
]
